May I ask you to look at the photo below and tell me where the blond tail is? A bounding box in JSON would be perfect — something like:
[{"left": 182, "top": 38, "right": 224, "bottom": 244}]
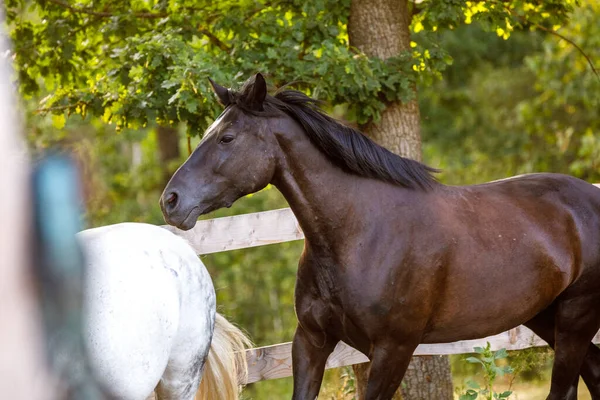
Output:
[{"left": 195, "top": 312, "right": 252, "bottom": 400}]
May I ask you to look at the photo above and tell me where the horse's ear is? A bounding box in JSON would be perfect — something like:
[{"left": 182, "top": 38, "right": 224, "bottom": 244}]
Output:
[
  {"left": 247, "top": 73, "right": 267, "bottom": 111},
  {"left": 208, "top": 78, "right": 231, "bottom": 107}
]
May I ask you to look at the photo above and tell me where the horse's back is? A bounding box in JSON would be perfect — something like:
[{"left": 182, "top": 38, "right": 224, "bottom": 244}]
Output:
[
  {"left": 480, "top": 173, "right": 600, "bottom": 269},
  {"left": 77, "top": 223, "right": 215, "bottom": 400},
  {"left": 469, "top": 173, "right": 600, "bottom": 277}
]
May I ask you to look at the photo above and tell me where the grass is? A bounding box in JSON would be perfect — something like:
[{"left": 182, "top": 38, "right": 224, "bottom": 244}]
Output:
[{"left": 453, "top": 376, "right": 592, "bottom": 400}]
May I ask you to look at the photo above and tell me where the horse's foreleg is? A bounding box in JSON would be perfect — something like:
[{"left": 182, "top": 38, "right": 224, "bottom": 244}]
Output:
[
  {"left": 363, "top": 340, "right": 418, "bottom": 400},
  {"left": 291, "top": 325, "right": 336, "bottom": 400}
]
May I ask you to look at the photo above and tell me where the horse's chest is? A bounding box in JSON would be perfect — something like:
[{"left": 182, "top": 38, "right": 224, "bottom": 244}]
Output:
[
  {"left": 328, "top": 302, "right": 373, "bottom": 355},
  {"left": 298, "top": 265, "right": 373, "bottom": 353},
  {"left": 313, "top": 265, "right": 340, "bottom": 301}
]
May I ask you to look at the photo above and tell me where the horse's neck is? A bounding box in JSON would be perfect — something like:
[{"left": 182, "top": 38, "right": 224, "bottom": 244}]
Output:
[{"left": 271, "top": 126, "right": 368, "bottom": 248}]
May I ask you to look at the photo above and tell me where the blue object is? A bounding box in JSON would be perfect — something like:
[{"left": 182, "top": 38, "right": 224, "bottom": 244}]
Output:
[{"left": 32, "top": 154, "right": 107, "bottom": 399}]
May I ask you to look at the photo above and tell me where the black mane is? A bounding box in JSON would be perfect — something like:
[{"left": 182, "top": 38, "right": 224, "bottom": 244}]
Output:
[{"left": 231, "top": 82, "right": 439, "bottom": 190}]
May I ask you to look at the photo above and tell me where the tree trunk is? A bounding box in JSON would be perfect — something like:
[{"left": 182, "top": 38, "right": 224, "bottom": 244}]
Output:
[
  {"left": 348, "top": 0, "right": 421, "bottom": 158},
  {"left": 348, "top": 0, "right": 454, "bottom": 399},
  {"left": 156, "top": 125, "right": 181, "bottom": 188}
]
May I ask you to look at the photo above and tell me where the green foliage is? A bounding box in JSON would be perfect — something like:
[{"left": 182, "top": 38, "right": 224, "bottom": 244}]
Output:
[
  {"left": 421, "top": 2, "right": 599, "bottom": 185},
  {"left": 24, "top": 111, "right": 167, "bottom": 227},
  {"left": 336, "top": 367, "right": 357, "bottom": 399},
  {"left": 7, "top": 0, "right": 408, "bottom": 129},
  {"left": 506, "top": 347, "right": 553, "bottom": 385},
  {"left": 519, "top": 1, "right": 600, "bottom": 180},
  {"left": 7, "top": 0, "right": 576, "bottom": 134},
  {"left": 458, "top": 343, "right": 513, "bottom": 400}
]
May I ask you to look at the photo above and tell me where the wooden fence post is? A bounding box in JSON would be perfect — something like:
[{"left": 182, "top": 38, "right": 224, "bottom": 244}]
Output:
[{"left": 0, "top": 12, "right": 52, "bottom": 400}]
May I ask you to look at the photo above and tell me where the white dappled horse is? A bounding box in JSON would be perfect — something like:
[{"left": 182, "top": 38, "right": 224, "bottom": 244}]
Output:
[{"left": 77, "top": 223, "right": 250, "bottom": 400}]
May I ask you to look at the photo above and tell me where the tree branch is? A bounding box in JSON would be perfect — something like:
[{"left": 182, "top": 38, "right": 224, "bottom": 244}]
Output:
[
  {"left": 244, "top": 5, "right": 269, "bottom": 22},
  {"left": 409, "top": 1, "right": 424, "bottom": 19},
  {"left": 35, "top": 103, "right": 81, "bottom": 114},
  {"left": 47, "top": 0, "right": 231, "bottom": 51},
  {"left": 198, "top": 28, "right": 230, "bottom": 51},
  {"left": 532, "top": 23, "right": 599, "bottom": 80},
  {"left": 46, "top": 0, "right": 167, "bottom": 19},
  {"left": 496, "top": 3, "right": 599, "bottom": 81}
]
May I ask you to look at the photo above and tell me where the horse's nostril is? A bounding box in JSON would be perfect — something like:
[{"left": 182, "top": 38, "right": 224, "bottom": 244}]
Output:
[{"left": 166, "top": 192, "right": 178, "bottom": 208}]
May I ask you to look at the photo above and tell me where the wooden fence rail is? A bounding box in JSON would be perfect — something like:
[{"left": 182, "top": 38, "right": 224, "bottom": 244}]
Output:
[
  {"left": 167, "top": 182, "right": 600, "bottom": 383},
  {"left": 245, "top": 328, "right": 600, "bottom": 384}
]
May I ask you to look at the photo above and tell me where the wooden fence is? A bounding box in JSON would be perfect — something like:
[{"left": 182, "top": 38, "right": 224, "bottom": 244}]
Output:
[{"left": 167, "top": 184, "right": 600, "bottom": 384}]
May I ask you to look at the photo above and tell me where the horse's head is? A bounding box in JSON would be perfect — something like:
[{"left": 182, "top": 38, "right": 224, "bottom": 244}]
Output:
[{"left": 160, "top": 74, "right": 279, "bottom": 230}]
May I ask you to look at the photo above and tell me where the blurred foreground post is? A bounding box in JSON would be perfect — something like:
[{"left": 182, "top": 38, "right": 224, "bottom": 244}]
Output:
[{"left": 0, "top": 8, "right": 50, "bottom": 400}]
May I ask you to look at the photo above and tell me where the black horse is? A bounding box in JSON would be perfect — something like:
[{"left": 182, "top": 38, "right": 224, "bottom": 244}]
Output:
[{"left": 161, "top": 73, "right": 600, "bottom": 400}]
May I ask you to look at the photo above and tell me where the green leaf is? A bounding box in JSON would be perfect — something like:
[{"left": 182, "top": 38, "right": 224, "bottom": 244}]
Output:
[
  {"left": 52, "top": 114, "right": 66, "bottom": 129},
  {"left": 459, "top": 389, "right": 479, "bottom": 400},
  {"left": 466, "top": 379, "right": 481, "bottom": 390},
  {"left": 465, "top": 357, "right": 484, "bottom": 365},
  {"left": 494, "top": 348, "right": 509, "bottom": 359}
]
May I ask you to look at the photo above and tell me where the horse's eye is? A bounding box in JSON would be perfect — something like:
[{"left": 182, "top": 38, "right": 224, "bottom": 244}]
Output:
[{"left": 219, "top": 135, "right": 234, "bottom": 144}]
